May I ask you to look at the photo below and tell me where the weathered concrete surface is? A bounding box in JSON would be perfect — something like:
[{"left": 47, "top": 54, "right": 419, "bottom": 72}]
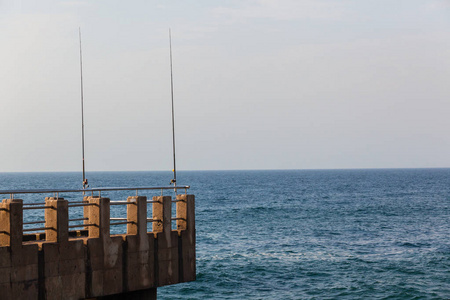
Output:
[
  {"left": 40, "top": 197, "right": 86, "bottom": 300},
  {"left": 124, "top": 196, "right": 154, "bottom": 291},
  {"left": 85, "top": 197, "right": 123, "bottom": 298},
  {"left": 0, "top": 199, "right": 39, "bottom": 299},
  {"left": 0, "top": 194, "right": 196, "bottom": 299},
  {"left": 177, "top": 194, "right": 196, "bottom": 283},
  {"left": 156, "top": 230, "right": 179, "bottom": 286},
  {"left": 40, "top": 240, "right": 86, "bottom": 300},
  {"left": 124, "top": 234, "right": 155, "bottom": 291}
]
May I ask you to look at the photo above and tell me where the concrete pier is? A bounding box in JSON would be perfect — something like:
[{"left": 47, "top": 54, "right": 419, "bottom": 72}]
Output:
[{"left": 0, "top": 193, "right": 195, "bottom": 299}]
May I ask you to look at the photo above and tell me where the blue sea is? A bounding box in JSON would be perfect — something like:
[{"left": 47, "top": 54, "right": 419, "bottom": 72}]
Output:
[{"left": 1, "top": 169, "right": 449, "bottom": 299}]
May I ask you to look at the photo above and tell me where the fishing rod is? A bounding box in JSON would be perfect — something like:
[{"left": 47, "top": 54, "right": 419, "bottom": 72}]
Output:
[
  {"left": 169, "top": 29, "right": 177, "bottom": 188},
  {"left": 79, "top": 28, "right": 88, "bottom": 190}
]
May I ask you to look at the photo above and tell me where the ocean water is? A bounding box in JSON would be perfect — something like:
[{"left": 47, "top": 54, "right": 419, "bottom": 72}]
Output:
[{"left": 0, "top": 169, "right": 449, "bottom": 299}]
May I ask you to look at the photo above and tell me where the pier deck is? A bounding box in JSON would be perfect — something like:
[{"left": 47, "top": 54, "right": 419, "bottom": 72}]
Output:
[{"left": 0, "top": 188, "right": 195, "bottom": 299}]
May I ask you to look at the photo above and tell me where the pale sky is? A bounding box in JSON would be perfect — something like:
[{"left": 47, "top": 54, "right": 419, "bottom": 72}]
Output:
[{"left": 1, "top": 0, "right": 449, "bottom": 172}]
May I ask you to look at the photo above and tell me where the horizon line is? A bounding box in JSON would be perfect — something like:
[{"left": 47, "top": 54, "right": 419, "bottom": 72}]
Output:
[{"left": 1, "top": 166, "right": 449, "bottom": 174}]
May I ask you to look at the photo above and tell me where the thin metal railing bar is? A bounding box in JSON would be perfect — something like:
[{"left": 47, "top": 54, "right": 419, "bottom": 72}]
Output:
[
  {"left": 147, "top": 219, "right": 162, "bottom": 222},
  {"left": 110, "top": 221, "right": 133, "bottom": 226},
  {"left": 110, "top": 201, "right": 135, "bottom": 205},
  {"left": 23, "top": 227, "right": 53, "bottom": 232},
  {"left": 24, "top": 201, "right": 88, "bottom": 206},
  {"left": 110, "top": 199, "right": 136, "bottom": 202},
  {"left": 110, "top": 218, "right": 127, "bottom": 221},
  {"left": 171, "top": 218, "right": 185, "bottom": 221},
  {"left": 68, "top": 203, "right": 94, "bottom": 208},
  {"left": 0, "top": 185, "right": 190, "bottom": 195},
  {"left": 171, "top": 200, "right": 185, "bottom": 203},
  {"left": 23, "top": 220, "right": 46, "bottom": 225},
  {"left": 23, "top": 202, "right": 47, "bottom": 206},
  {"left": 69, "top": 218, "right": 88, "bottom": 222},
  {"left": 68, "top": 224, "right": 95, "bottom": 229},
  {"left": 147, "top": 201, "right": 159, "bottom": 203},
  {"left": 23, "top": 206, "right": 52, "bottom": 210},
  {"left": 110, "top": 199, "right": 132, "bottom": 202}
]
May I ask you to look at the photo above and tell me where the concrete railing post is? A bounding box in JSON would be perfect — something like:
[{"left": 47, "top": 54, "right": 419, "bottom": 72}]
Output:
[
  {"left": 88, "top": 197, "right": 110, "bottom": 239},
  {"left": 85, "top": 197, "right": 122, "bottom": 297},
  {"left": 0, "top": 200, "right": 7, "bottom": 246},
  {"left": 9, "top": 199, "right": 23, "bottom": 248},
  {"left": 186, "top": 195, "right": 195, "bottom": 233},
  {"left": 177, "top": 195, "right": 195, "bottom": 232},
  {"left": 83, "top": 195, "right": 90, "bottom": 230},
  {"left": 124, "top": 196, "right": 153, "bottom": 292},
  {"left": 42, "top": 197, "right": 85, "bottom": 300},
  {"left": 175, "top": 195, "right": 191, "bottom": 231},
  {"left": 0, "top": 199, "right": 11, "bottom": 246},
  {"left": 0, "top": 199, "right": 23, "bottom": 248},
  {"left": 45, "top": 197, "right": 69, "bottom": 243},
  {"left": 176, "top": 194, "right": 195, "bottom": 232},
  {"left": 175, "top": 195, "right": 187, "bottom": 231},
  {"left": 176, "top": 194, "right": 196, "bottom": 283},
  {"left": 0, "top": 199, "right": 39, "bottom": 298},
  {"left": 127, "top": 196, "right": 147, "bottom": 237},
  {"left": 152, "top": 196, "right": 172, "bottom": 233}
]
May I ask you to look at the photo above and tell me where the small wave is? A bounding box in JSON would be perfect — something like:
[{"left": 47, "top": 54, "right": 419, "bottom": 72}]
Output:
[{"left": 396, "top": 241, "right": 431, "bottom": 248}]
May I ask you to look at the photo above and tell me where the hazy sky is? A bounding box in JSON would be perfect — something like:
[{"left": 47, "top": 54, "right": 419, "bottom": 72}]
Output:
[{"left": 1, "top": 0, "right": 449, "bottom": 172}]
